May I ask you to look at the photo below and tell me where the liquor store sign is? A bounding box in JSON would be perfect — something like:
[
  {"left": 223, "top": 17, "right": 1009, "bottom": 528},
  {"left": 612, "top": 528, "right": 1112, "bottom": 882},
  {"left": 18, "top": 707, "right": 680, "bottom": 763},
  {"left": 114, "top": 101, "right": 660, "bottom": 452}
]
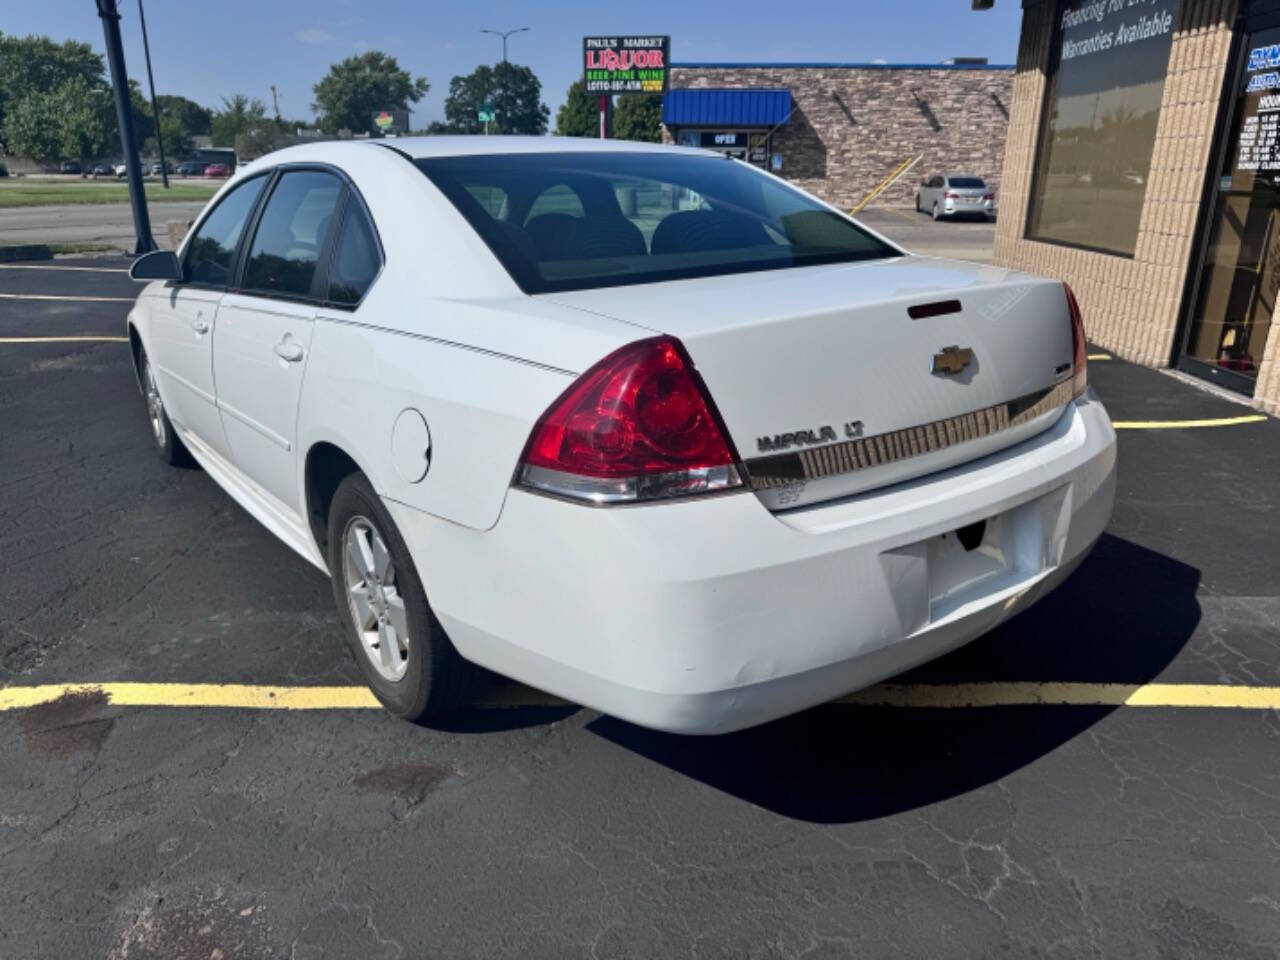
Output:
[{"left": 583, "top": 36, "right": 670, "bottom": 94}]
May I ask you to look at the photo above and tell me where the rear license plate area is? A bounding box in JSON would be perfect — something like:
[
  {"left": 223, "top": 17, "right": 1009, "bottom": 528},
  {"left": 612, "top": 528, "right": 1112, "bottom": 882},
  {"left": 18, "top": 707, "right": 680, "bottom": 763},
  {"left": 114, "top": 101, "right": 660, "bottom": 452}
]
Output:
[{"left": 879, "top": 487, "right": 1072, "bottom": 633}]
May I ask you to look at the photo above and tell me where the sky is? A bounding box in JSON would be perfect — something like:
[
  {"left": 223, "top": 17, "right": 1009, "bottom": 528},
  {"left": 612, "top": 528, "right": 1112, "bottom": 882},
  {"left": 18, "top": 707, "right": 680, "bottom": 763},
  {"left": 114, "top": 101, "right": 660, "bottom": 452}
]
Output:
[{"left": 9, "top": 1, "right": 1025, "bottom": 128}]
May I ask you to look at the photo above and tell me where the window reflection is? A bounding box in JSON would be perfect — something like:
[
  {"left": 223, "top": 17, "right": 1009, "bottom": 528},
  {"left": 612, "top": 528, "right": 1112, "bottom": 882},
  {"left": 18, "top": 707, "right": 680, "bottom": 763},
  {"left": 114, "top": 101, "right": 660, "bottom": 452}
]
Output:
[{"left": 1028, "top": 0, "right": 1181, "bottom": 256}]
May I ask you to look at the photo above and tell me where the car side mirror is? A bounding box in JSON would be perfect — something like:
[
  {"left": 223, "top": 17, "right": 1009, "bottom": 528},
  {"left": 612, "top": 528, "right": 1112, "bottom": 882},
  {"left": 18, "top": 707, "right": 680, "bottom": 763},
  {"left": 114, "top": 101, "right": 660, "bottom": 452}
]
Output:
[{"left": 130, "top": 250, "right": 182, "bottom": 282}]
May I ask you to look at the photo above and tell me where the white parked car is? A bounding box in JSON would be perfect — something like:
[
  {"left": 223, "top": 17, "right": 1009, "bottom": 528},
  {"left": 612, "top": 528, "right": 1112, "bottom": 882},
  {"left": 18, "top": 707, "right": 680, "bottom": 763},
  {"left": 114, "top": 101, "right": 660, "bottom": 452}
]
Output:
[{"left": 126, "top": 137, "right": 1115, "bottom": 734}]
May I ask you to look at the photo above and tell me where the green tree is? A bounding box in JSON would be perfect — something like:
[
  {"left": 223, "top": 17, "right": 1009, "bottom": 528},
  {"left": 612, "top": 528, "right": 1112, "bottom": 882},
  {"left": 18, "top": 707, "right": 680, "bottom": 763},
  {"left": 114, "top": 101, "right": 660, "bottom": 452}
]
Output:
[
  {"left": 441, "top": 62, "right": 548, "bottom": 135},
  {"left": 156, "top": 94, "right": 212, "bottom": 136},
  {"left": 210, "top": 94, "right": 268, "bottom": 146},
  {"left": 312, "top": 51, "right": 428, "bottom": 134},
  {"left": 0, "top": 32, "right": 107, "bottom": 153},
  {"left": 554, "top": 79, "right": 599, "bottom": 137},
  {"left": 614, "top": 94, "right": 663, "bottom": 143},
  {"left": 3, "top": 75, "right": 114, "bottom": 163}
]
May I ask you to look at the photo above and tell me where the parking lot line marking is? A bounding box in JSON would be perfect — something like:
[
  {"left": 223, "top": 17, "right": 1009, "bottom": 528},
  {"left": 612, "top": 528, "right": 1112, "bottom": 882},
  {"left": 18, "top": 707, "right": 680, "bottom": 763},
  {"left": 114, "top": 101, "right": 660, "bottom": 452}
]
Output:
[
  {"left": 4, "top": 681, "right": 1280, "bottom": 715},
  {"left": 0, "top": 264, "right": 129, "bottom": 273},
  {"left": 0, "top": 336, "right": 128, "bottom": 344},
  {"left": 1112, "top": 414, "right": 1268, "bottom": 430},
  {"left": 1087, "top": 353, "right": 1112, "bottom": 360},
  {"left": 0, "top": 292, "right": 133, "bottom": 302}
]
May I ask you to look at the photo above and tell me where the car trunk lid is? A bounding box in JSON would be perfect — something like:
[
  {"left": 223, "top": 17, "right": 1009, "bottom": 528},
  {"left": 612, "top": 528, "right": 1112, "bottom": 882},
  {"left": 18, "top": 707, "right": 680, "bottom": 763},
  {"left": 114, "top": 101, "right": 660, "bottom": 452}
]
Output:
[{"left": 544, "top": 256, "right": 1076, "bottom": 511}]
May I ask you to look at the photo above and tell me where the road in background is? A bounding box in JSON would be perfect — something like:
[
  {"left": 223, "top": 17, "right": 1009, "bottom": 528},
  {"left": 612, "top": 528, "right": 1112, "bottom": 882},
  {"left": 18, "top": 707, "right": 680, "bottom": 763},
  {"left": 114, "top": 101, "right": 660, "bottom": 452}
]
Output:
[
  {"left": 856, "top": 205, "right": 995, "bottom": 263},
  {"left": 0, "top": 200, "right": 208, "bottom": 251}
]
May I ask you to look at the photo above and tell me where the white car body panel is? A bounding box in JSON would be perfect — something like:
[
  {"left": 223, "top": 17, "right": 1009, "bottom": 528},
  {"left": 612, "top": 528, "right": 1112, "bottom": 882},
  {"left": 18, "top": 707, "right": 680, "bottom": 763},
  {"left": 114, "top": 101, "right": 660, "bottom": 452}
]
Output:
[{"left": 126, "top": 135, "right": 1116, "bottom": 733}]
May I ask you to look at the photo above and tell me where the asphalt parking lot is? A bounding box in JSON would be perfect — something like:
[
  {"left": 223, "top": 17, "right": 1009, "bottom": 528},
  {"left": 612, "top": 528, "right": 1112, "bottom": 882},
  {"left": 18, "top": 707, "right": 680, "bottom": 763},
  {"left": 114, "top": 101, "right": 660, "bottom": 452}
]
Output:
[{"left": 2, "top": 256, "right": 1279, "bottom": 959}]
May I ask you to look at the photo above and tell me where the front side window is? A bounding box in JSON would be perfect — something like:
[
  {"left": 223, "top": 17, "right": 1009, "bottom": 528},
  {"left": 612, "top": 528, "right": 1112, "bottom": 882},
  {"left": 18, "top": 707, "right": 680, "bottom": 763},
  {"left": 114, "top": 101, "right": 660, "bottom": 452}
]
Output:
[
  {"left": 182, "top": 175, "right": 266, "bottom": 286},
  {"left": 416, "top": 152, "right": 899, "bottom": 293},
  {"left": 243, "top": 170, "right": 343, "bottom": 298},
  {"left": 327, "top": 202, "right": 381, "bottom": 305},
  {"left": 1027, "top": 0, "right": 1181, "bottom": 255}
]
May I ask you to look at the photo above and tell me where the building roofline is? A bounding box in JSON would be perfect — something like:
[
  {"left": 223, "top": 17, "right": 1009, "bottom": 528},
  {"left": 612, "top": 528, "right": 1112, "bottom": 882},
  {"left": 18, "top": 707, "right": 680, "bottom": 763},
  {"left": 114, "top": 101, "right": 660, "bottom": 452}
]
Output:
[{"left": 670, "top": 61, "right": 1015, "bottom": 71}]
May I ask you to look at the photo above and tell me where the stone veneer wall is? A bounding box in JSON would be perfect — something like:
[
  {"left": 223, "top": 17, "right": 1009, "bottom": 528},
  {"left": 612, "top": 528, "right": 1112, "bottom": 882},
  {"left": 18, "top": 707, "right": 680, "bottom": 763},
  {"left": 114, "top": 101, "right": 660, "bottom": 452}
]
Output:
[
  {"left": 992, "top": 0, "right": 1280, "bottom": 415},
  {"left": 663, "top": 65, "right": 1013, "bottom": 208}
]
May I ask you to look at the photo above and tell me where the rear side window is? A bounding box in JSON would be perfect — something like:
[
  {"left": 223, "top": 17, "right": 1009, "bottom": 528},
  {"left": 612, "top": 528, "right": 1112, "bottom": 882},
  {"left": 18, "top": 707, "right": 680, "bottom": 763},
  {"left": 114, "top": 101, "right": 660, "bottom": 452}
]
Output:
[
  {"left": 327, "top": 202, "right": 381, "bottom": 305},
  {"left": 243, "top": 170, "right": 343, "bottom": 298},
  {"left": 416, "top": 152, "right": 898, "bottom": 294},
  {"left": 182, "top": 175, "right": 266, "bottom": 285}
]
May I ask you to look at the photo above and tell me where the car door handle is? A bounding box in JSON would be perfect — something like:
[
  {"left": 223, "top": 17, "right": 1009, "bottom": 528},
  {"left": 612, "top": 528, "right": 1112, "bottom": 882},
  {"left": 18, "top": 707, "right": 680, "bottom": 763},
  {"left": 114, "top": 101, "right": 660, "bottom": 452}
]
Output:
[
  {"left": 273, "top": 338, "right": 305, "bottom": 363},
  {"left": 191, "top": 315, "right": 209, "bottom": 334}
]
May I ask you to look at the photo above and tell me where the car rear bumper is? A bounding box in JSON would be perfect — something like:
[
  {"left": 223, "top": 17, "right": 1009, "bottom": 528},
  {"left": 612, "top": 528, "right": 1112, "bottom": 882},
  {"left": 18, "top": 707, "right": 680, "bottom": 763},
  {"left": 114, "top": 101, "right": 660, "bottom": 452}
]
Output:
[
  {"left": 387, "top": 390, "right": 1116, "bottom": 734},
  {"left": 943, "top": 198, "right": 994, "bottom": 216}
]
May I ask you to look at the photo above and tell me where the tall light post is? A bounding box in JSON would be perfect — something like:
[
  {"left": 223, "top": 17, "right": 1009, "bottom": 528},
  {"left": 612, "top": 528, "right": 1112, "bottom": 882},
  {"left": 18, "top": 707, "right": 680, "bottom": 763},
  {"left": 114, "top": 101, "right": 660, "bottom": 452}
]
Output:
[
  {"left": 136, "top": 0, "right": 168, "bottom": 188},
  {"left": 480, "top": 26, "right": 529, "bottom": 63},
  {"left": 95, "top": 0, "right": 155, "bottom": 253},
  {"left": 479, "top": 27, "right": 529, "bottom": 135}
]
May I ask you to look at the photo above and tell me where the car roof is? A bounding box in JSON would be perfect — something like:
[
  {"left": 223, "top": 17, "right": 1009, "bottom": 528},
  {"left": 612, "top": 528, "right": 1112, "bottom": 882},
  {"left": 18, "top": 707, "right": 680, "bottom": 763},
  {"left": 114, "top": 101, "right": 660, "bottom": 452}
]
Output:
[
  {"left": 944, "top": 173, "right": 985, "bottom": 180},
  {"left": 383, "top": 135, "right": 703, "bottom": 159}
]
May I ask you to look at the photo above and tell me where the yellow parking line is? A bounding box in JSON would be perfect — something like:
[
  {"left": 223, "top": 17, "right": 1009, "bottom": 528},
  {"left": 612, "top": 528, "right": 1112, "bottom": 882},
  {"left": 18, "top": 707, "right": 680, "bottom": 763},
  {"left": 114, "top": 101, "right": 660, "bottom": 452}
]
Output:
[
  {"left": 4, "top": 681, "right": 1280, "bottom": 714},
  {"left": 0, "top": 336, "right": 128, "bottom": 344},
  {"left": 1087, "top": 353, "right": 1112, "bottom": 360},
  {"left": 0, "top": 264, "right": 129, "bottom": 273},
  {"left": 1113, "top": 414, "right": 1267, "bottom": 429},
  {"left": 0, "top": 292, "right": 133, "bottom": 302}
]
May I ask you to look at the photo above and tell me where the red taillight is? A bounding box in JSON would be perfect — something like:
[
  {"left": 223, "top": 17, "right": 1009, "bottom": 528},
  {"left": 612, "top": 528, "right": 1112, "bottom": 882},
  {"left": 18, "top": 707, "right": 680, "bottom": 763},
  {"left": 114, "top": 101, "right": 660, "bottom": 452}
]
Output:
[
  {"left": 944, "top": 191, "right": 959, "bottom": 199},
  {"left": 983, "top": 192, "right": 994, "bottom": 201},
  {"left": 518, "top": 336, "right": 743, "bottom": 504},
  {"left": 1063, "top": 283, "right": 1088, "bottom": 398}
]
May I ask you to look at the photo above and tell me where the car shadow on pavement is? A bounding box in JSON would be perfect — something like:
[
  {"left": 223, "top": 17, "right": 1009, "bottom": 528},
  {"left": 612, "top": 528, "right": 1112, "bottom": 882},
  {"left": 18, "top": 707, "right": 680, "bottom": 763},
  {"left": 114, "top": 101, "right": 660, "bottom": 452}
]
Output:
[{"left": 587, "top": 533, "right": 1201, "bottom": 824}]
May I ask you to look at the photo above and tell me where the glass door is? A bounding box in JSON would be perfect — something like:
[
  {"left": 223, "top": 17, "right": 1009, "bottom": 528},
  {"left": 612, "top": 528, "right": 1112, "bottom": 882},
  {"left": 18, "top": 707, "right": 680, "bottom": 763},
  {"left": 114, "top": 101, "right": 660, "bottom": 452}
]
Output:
[{"left": 1181, "top": 23, "right": 1280, "bottom": 392}]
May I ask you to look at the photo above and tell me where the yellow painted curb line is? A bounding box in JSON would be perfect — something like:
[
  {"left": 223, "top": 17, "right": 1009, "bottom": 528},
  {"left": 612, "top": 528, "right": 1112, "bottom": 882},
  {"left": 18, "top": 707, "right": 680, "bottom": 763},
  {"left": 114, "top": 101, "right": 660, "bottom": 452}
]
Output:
[
  {"left": 0, "top": 292, "right": 133, "bottom": 302},
  {"left": 1113, "top": 414, "right": 1267, "bottom": 430},
  {"left": 0, "top": 336, "right": 128, "bottom": 344},
  {"left": 4, "top": 681, "right": 1280, "bottom": 714}
]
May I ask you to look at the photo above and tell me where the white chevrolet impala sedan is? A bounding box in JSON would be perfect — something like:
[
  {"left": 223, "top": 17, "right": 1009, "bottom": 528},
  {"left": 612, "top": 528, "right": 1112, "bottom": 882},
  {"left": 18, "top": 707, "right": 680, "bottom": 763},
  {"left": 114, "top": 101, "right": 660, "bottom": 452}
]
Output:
[{"left": 126, "top": 136, "right": 1116, "bottom": 733}]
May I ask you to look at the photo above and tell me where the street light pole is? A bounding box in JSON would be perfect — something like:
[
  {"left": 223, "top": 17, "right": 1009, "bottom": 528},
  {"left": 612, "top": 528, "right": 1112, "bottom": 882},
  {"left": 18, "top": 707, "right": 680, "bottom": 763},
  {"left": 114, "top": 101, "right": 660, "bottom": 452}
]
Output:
[
  {"left": 480, "top": 26, "right": 529, "bottom": 62},
  {"left": 479, "top": 27, "right": 529, "bottom": 135},
  {"left": 136, "top": 0, "right": 168, "bottom": 188},
  {"left": 95, "top": 0, "right": 155, "bottom": 254}
]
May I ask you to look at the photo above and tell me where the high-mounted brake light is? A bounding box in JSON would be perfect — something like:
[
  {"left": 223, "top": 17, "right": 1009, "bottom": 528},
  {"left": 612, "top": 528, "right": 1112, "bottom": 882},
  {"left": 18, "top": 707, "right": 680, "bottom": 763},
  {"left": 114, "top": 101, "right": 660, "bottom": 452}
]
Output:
[
  {"left": 517, "top": 336, "right": 743, "bottom": 504},
  {"left": 1063, "top": 283, "right": 1088, "bottom": 398}
]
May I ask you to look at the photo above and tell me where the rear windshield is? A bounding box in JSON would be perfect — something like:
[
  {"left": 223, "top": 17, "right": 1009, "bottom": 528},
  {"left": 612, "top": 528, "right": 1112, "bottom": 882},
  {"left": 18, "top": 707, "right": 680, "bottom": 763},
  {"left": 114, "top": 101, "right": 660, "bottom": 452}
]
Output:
[
  {"left": 414, "top": 152, "right": 900, "bottom": 294},
  {"left": 947, "top": 177, "right": 986, "bottom": 188}
]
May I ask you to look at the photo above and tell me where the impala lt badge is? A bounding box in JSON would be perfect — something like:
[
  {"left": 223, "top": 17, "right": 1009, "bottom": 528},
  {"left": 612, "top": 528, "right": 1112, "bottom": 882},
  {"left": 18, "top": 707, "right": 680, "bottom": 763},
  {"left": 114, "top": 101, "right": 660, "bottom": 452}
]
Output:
[{"left": 931, "top": 345, "right": 975, "bottom": 376}]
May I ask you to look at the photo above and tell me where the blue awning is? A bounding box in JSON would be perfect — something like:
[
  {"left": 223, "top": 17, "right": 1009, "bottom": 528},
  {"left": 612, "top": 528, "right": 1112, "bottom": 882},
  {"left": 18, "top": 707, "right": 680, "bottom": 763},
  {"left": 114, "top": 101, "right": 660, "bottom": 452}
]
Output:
[{"left": 662, "top": 89, "right": 792, "bottom": 127}]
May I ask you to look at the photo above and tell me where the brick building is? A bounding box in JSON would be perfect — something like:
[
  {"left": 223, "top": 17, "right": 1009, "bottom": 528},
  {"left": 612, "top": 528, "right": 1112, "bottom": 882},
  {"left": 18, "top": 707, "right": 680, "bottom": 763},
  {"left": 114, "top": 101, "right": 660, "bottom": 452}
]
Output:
[
  {"left": 661, "top": 62, "right": 1014, "bottom": 207},
  {"left": 990, "top": 0, "right": 1280, "bottom": 415}
]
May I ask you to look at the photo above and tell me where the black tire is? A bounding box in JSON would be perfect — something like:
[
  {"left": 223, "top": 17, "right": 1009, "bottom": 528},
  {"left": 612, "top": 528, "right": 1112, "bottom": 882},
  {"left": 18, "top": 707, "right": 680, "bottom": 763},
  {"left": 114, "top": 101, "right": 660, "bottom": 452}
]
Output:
[
  {"left": 915, "top": 194, "right": 921, "bottom": 213},
  {"left": 138, "top": 350, "right": 192, "bottom": 466},
  {"left": 327, "top": 472, "right": 477, "bottom": 720}
]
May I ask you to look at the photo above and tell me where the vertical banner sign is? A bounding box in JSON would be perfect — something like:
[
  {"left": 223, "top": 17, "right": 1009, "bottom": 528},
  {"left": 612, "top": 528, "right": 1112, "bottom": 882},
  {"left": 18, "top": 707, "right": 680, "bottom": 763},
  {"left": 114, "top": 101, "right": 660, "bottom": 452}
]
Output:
[{"left": 583, "top": 36, "right": 670, "bottom": 94}]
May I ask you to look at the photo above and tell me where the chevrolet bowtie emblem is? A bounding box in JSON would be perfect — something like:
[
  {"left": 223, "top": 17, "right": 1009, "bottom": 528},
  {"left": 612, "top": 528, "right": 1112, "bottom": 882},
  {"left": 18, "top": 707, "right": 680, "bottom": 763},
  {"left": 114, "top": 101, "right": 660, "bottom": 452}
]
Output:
[{"left": 931, "top": 345, "right": 974, "bottom": 375}]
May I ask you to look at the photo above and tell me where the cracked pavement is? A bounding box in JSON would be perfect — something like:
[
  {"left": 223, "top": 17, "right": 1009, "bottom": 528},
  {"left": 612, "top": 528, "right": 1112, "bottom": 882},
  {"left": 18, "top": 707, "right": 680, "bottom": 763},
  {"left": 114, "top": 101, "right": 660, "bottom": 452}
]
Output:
[{"left": 1, "top": 257, "right": 1279, "bottom": 958}]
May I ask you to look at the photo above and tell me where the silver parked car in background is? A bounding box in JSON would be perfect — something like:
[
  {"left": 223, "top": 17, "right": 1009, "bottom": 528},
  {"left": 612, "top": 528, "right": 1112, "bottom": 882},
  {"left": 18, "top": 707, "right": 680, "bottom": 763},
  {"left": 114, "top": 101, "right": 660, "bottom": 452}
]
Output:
[{"left": 916, "top": 174, "right": 994, "bottom": 220}]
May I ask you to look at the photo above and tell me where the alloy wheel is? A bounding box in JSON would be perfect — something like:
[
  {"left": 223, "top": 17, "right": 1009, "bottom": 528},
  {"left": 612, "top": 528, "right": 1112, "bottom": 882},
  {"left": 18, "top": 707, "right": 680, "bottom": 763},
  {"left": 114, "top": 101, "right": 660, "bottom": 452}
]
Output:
[
  {"left": 144, "top": 360, "right": 166, "bottom": 448},
  {"left": 342, "top": 516, "right": 410, "bottom": 682}
]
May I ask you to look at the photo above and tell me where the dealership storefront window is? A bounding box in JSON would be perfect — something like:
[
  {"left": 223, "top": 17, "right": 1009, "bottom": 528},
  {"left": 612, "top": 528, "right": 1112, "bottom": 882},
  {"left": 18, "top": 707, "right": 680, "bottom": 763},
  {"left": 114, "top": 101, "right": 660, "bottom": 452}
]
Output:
[{"left": 1027, "top": 0, "right": 1181, "bottom": 256}]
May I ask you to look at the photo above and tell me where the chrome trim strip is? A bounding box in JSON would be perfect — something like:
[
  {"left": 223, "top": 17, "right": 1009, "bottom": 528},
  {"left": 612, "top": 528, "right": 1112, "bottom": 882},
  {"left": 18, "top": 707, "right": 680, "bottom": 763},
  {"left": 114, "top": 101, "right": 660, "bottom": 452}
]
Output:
[{"left": 744, "top": 380, "right": 1074, "bottom": 490}]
